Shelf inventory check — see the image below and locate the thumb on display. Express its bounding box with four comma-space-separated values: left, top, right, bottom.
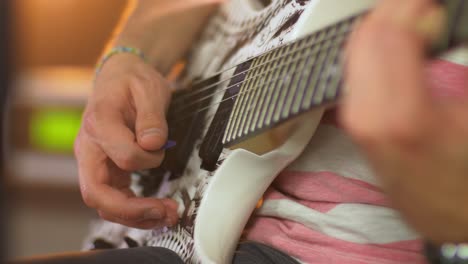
132, 77, 170, 151
137, 110, 168, 151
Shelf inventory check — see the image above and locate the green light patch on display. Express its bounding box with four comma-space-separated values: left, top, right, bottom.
29, 108, 82, 153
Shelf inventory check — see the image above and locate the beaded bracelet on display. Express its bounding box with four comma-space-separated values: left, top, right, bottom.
95, 46, 148, 76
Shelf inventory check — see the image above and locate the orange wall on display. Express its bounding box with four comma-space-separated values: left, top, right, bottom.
13, 0, 129, 69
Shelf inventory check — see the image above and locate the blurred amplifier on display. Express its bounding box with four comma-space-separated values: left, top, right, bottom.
7, 67, 93, 187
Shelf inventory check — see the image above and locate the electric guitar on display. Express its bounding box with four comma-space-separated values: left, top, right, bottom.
84, 0, 468, 263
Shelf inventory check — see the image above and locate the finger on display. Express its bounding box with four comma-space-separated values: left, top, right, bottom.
97, 198, 179, 229
130, 72, 172, 151
85, 107, 165, 171
372, 0, 444, 41
342, 3, 436, 142
90, 185, 176, 225
80, 147, 167, 223
76, 131, 177, 227
161, 199, 180, 226
98, 211, 169, 230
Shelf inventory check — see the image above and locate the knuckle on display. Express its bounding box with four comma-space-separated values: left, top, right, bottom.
116, 211, 137, 222
82, 110, 98, 137
138, 113, 167, 132
115, 207, 144, 222
114, 150, 139, 171
131, 74, 158, 90
80, 185, 96, 208
98, 211, 113, 222
139, 111, 161, 122
386, 119, 422, 146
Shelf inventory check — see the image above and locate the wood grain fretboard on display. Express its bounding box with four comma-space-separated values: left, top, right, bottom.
221, 15, 356, 146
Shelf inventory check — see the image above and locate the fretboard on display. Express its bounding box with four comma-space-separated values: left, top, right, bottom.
169, 0, 466, 173
220, 0, 468, 146
221, 15, 357, 146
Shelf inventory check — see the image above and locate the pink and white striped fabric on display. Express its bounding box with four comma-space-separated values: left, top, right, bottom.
244, 47, 468, 263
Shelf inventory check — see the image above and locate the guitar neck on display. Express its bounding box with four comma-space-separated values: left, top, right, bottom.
221, 15, 354, 146
166, 0, 467, 173
220, 0, 468, 146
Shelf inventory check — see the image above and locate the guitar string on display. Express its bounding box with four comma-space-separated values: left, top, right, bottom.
177, 0, 300, 91
172, 22, 354, 104
171, 37, 339, 115
174, 27, 347, 103
170, 28, 351, 118
168, 37, 345, 127
171, 34, 314, 103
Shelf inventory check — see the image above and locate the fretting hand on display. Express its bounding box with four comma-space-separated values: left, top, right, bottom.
342, 0, 468, 243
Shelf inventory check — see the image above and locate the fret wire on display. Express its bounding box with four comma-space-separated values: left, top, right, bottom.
223, 90, 238, 142
249, 49, 278, 132
223, 82, 246, 143
324, 21, 355, 101
313, 37, 344, 105
197, 19, 388, 144
237, 56, 264, 137
225, 58, 259, 142
327, 78, 342, 101
273, 40, 305, 123
301, 36, 334, 110
172, 27, 352, 116
172, 21, 355, 105
291, 31, 325, 114
175, 34, 309, 103
169, 36, 338, 128
282, 38, 311, 118
229, 49, 284, 141
310, 26, 341, 106
171, 33, 330, 116
263, 43, 296, 128
222, 60, 253, 140
255, 48, 285, 131
241, 52, 271, 135
326, 58, 343, 100
169, 20, 359, 127
188, 16, 362, 88
319, 21, 352, 103
172, 35, 315, 115
232, 58, 261, 140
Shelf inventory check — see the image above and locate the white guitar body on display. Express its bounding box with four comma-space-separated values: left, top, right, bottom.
192, 1, 374, 263
84, 0, 376, 263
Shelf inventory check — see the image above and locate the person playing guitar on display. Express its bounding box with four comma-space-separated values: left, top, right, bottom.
74, 0, 468, 263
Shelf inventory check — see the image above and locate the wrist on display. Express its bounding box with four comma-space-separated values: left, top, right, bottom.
95, 46, 148, 76
113, 38, 174, 75
113, 2, 220, 75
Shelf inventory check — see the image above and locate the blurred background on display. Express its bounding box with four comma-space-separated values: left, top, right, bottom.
6, 0, 129, 259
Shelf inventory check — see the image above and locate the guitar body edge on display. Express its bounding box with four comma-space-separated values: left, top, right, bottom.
194, 109, 324, 264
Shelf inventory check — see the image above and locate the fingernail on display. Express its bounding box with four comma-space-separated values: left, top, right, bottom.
144, 208, 162, 220
140, 128, 162, 139
162, 140, 177, 150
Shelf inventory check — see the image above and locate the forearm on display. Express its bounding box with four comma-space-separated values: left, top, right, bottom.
111, 0, 221, 74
